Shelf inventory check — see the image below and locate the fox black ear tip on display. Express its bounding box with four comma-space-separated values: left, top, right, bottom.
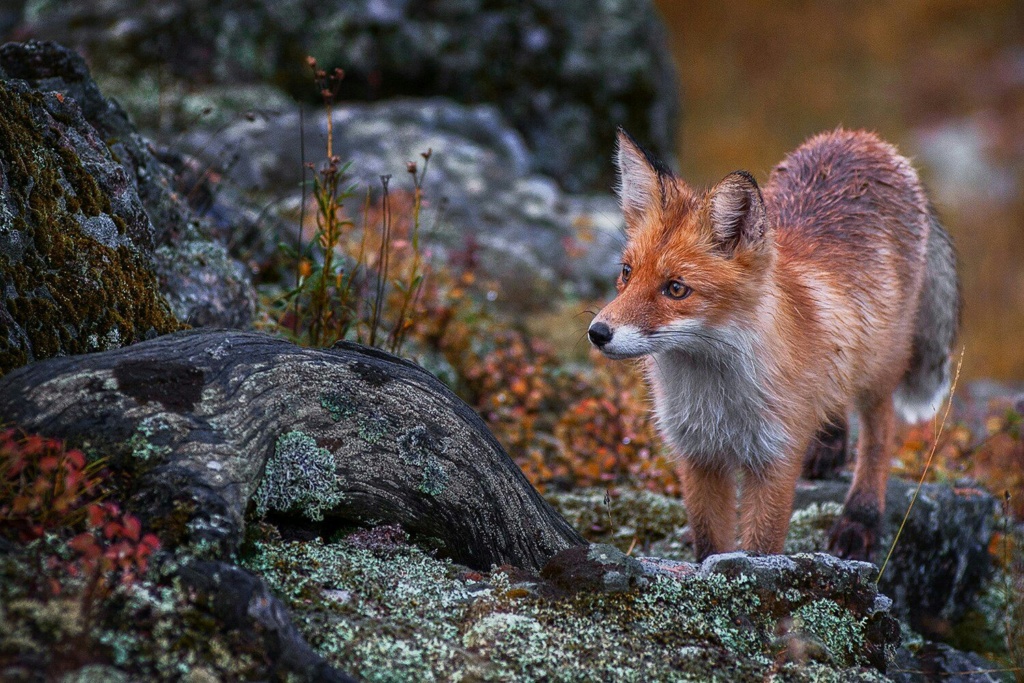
732, 170, 761, 189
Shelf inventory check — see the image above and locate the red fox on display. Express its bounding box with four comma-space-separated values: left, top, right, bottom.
589, 128, 960, 562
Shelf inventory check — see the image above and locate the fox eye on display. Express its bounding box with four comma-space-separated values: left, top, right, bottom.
665, 280, 692, 300
620, 264, 632, 284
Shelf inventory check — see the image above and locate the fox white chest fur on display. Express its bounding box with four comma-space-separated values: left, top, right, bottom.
646, 325, 789, 471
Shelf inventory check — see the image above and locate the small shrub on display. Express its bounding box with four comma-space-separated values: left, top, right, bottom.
0, 428, 159, 602
0, 429, 102, 543
272, 57, 432, 355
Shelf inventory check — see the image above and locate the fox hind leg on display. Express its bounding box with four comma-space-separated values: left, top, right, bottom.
801, 416, 849, 480
829, 393, 895, 561
677, 459, 738, 561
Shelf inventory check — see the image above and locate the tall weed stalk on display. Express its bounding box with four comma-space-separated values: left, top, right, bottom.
277, 58, 430, 355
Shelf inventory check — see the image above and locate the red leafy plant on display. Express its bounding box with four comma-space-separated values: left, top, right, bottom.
0, 429, 102, 542
0, 428, 160, 600
67, 502, 161, 611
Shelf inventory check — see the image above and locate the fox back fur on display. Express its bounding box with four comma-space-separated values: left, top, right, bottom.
588, 128, 959, 561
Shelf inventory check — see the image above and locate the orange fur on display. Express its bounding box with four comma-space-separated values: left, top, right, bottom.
590, 128, 959, 561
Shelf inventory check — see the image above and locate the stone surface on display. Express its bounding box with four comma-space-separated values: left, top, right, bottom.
179, 97, 627, 305
890, 641, 1007, 683
177, 560, 358, 683
238, 535, 900, 681
14, 0, 680, 192
540, 542, 648, 593
550, 480, 998, 646
0, 40, 256, 347
0, 45, 183, 373
794, 477, 997, 638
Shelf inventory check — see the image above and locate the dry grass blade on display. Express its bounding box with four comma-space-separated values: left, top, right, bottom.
876, 348, 965, 584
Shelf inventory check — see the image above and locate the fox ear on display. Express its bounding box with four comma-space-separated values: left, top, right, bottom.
616, 128, 671, 219
709, 171, 767, 256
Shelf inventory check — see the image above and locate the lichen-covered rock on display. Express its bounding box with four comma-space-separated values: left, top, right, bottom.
0, 537, 356, 682
0, 72, 182, 374
540, 543, 648, 593
547, 486, 690, 551
241, 533, 900, 681
0, 329, 585, 569
890, 641, 1007, 683
794, 478, 997, 638
0, 40, 256, 352
254, 430, 347, 520
178, 98, 627, 304
14, 0, 680, 193
551, 480, 997, 644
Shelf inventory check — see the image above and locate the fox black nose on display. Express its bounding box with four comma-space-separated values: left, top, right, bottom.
588, 322, 613, 347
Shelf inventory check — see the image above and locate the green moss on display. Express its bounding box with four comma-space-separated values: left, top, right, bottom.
0, 81, 183, 376
253, 430, 346, 521
547, 487, 689, 556
548, 492, 847, 562
784, 503, 843, 555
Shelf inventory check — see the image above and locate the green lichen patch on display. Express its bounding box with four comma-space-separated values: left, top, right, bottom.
0, 80, 183, 375
253, 430, 346, 521
357, 414, 389, 445
397, 425, 450, 497
549, 490, 848, 563
127, 415, 174, 462
785, 503, 844, 555
320, 390, 356, 422
240, 534, 894, 682
792, 599, 866, 666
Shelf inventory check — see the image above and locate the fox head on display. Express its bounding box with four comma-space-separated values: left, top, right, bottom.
589, 129, 775, 359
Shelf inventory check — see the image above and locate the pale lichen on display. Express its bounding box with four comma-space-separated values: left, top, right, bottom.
239, 533, 895, 682
793, 599, 866, 665
253, 430, 345, 521
397, 425, 449, 497
127, 414, 173, 461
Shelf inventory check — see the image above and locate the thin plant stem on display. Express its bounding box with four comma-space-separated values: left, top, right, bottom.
369, 176, 392, 348
295, 104, 306, 337
877, 348, 965, 584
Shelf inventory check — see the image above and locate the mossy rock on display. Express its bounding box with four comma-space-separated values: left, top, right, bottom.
0, 64, 183, 374
0, 40, 257, 362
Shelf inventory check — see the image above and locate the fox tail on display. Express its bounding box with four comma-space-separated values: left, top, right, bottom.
894, 205, 961, 423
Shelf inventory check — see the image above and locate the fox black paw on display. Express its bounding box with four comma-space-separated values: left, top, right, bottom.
827, 505, 880, 562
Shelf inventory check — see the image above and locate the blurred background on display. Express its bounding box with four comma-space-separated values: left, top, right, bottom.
657, 0, 1024, 381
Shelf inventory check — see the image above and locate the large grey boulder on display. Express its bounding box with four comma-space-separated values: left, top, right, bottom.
180, 98, 627, 305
